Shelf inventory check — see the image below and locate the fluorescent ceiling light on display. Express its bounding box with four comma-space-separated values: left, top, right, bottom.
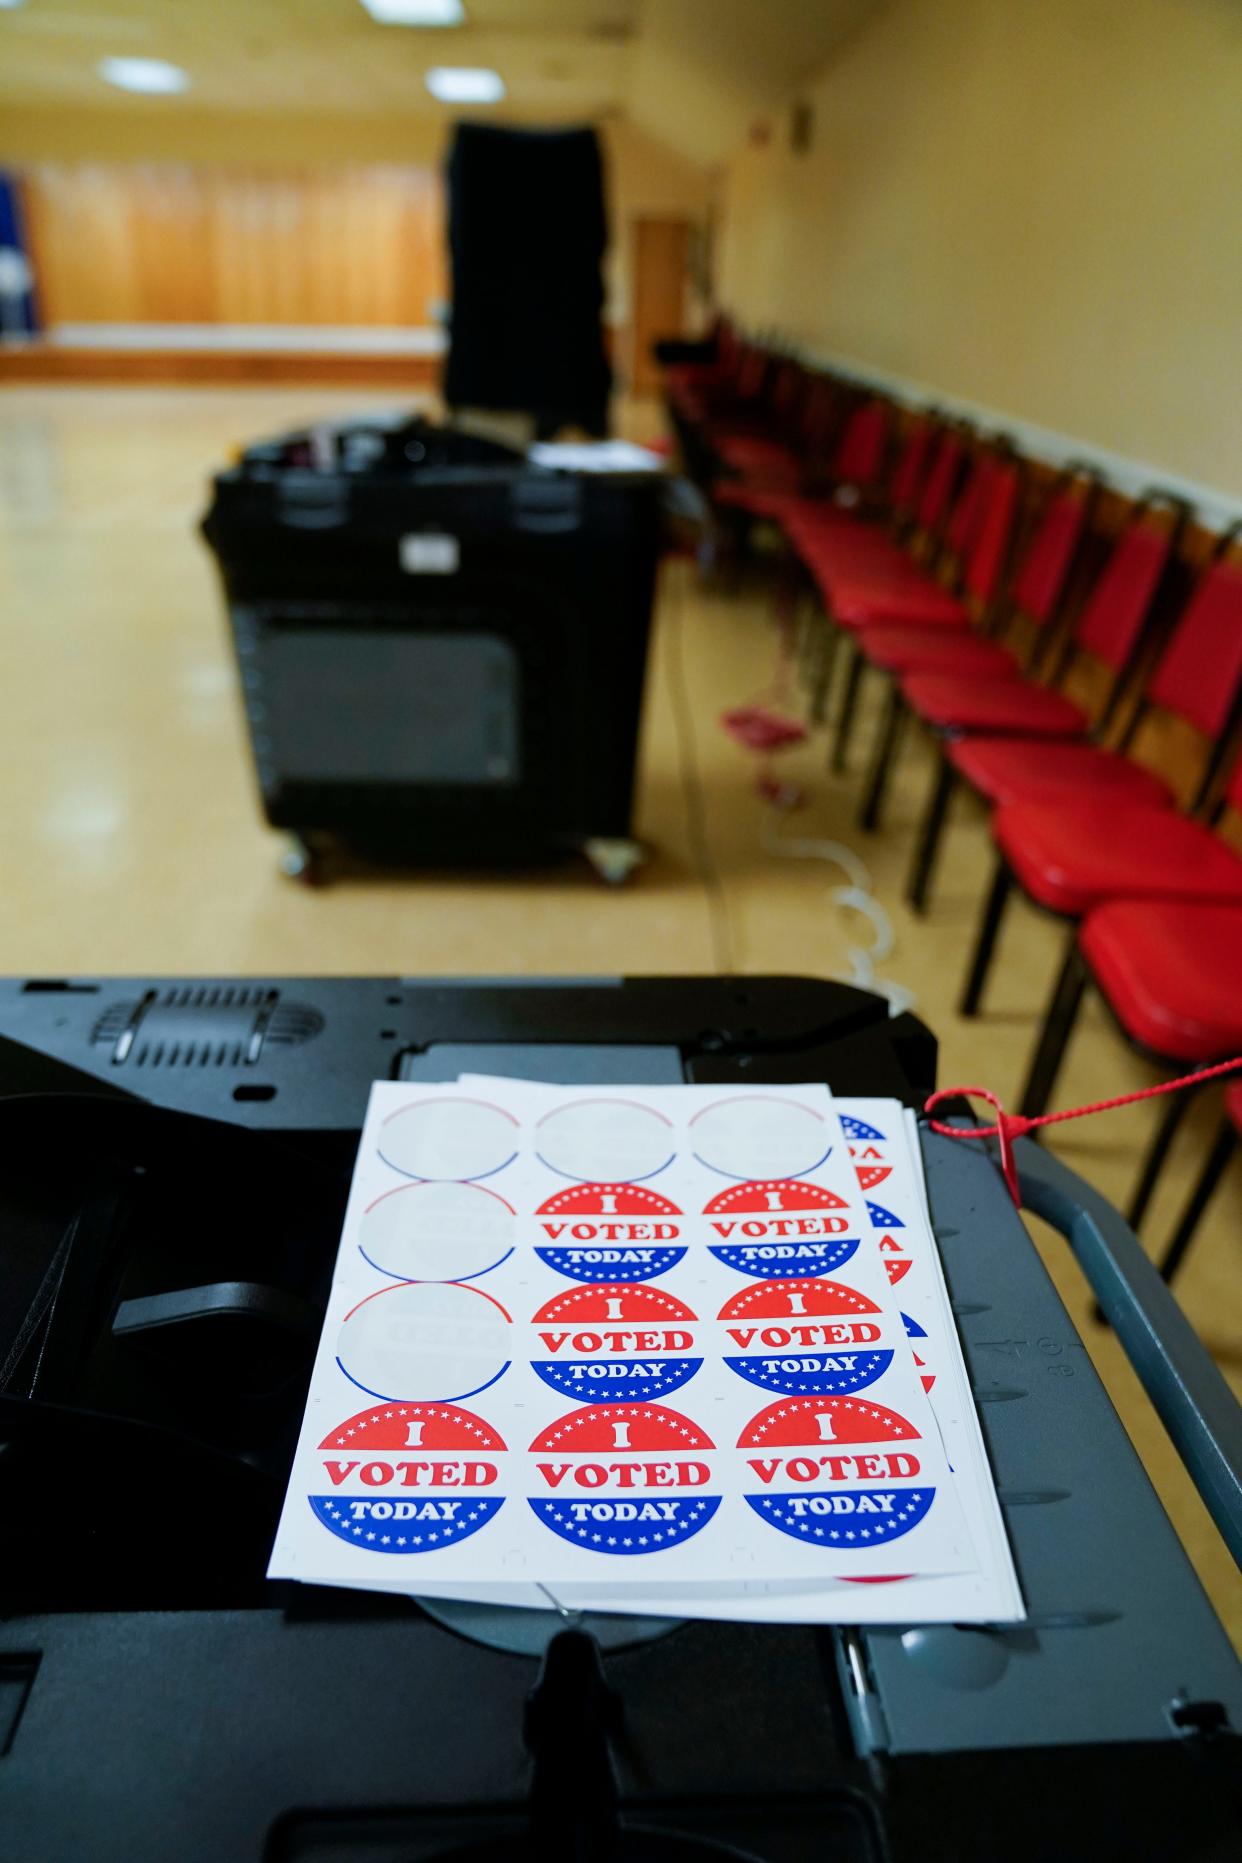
98, 57, 191, 95
360, 0, 466, 22
425, 66, 504, 103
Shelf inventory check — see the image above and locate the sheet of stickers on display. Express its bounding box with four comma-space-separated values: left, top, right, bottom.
268, 1082, 1024, 1624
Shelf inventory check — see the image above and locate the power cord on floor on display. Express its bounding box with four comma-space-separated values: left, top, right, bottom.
759, 806, 917, 1015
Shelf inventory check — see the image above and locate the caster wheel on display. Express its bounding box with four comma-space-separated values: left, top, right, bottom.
584, 837, 646, 887
280, 838, 326, 887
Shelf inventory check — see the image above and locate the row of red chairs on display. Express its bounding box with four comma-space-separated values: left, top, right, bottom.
664, 325, 1242, 1281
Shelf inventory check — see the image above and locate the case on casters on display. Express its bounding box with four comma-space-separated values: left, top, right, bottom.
202, 417, 664, 885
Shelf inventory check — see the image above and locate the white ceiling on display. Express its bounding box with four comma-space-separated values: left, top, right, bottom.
0, 0, 876, 160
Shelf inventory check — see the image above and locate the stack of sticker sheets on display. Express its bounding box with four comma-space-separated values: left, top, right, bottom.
269, 1083, 1024, 1623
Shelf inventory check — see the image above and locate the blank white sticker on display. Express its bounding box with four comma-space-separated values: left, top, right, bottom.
689, 1095, 831, 1180
535, 1097, 675, 1183
378, 1097, 519, 1181
336, 1280, 511, 1404
358, 1180, 515, 1284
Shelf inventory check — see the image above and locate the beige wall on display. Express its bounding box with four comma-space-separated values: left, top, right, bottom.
718, 0, 1242, 499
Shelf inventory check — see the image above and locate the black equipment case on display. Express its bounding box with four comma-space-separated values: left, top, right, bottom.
1, 973, 1240, 1862
201, 419, 663, 880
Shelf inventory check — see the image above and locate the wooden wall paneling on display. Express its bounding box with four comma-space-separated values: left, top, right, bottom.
19, 161, 448, 331
130, 166, 213, 322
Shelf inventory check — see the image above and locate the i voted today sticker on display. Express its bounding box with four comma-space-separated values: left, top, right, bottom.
717, 1276, 892, 1396
528, 1403, 720, 1554
534, 1182, 685, 1283
307, 1403, 505, 1554
739, 1394, 935, 1549
701, 1178, 858, 1279
529, 1281, 701, 1401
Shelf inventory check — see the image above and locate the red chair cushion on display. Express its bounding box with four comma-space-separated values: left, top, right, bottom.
827, 571, 970, 629
900, 673, 1087, 735
855, 624, 1017, 676
714, 435, 801, 476
946, 737, 1174, 811
1080, 900, 1242, 1061
994, 801, 1242, 916
783, 503, 891, 554
714, 479, 804, 514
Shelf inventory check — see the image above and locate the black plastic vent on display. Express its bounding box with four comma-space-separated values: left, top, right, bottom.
265, 1004, 325, 1046
91, 1001, 140, 1049
88, 988, 322, 1068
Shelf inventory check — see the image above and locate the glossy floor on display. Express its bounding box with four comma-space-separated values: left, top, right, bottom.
1, 384, 1238, 1646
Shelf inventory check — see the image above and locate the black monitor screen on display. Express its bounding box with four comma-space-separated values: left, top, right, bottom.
257, 629, 521, 786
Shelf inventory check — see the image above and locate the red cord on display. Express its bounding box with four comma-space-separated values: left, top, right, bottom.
924, 1055, 1242, 1206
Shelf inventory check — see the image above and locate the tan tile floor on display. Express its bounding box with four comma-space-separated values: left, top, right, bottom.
1, 384, 1238, 1645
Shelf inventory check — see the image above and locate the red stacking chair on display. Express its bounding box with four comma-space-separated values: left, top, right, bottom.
714, 380, 881, 520
833, 463, 1097, 780
764, 407, 949, 719
901, 493, 1188, 909
673, 335, 776, 437
1154, 1078, 1241, 1283
663, 316, 742, 408
791, 424, 988, 722
778, 403, 941, 558
1016, 896, 1242, 1239
709, 357, 814, 485
794, 436, 1000, 633
959, 536, 1242, 1031
859, 490, 1189, 849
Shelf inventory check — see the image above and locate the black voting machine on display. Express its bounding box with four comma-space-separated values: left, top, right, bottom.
202, 418, 662, 883
1, 974, 1240, 1862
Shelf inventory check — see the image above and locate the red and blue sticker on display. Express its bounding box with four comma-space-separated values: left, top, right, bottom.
528, 1403, 719, 1553
739, 1394, 934, 1548
717, 1276, 893, 1396
534, 1183, 685, 1283
530, 1282, 701, 1401
308, 1404, 505, 1554
701, 1178, 858, 1279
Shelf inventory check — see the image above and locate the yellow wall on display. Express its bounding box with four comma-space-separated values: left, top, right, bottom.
718, 0, 1242, 498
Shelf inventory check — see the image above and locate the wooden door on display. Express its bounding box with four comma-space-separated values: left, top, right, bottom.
629, 216, 691, 395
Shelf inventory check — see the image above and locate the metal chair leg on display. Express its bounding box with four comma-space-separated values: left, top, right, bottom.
905, 750, 958, 914
797, 599, 822, 680
1019, 938, 1088, 1119
809, 621, 840, 724
830, 642, 865, 773
1127, 1088, 1195, 1233
958, 859, 1015, 1018
1157, 1115, 1238, 1281
858, 687, 909, 832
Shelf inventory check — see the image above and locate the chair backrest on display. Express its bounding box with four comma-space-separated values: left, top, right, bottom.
961, 456, 1023, 608
831, 396, 889, 492
1072, 505, 1178, 672
1221, 742, 1242, 817
734, 342, 767, 400
887, 412, 936, 524
1146, 550, 1242, 741
943, 447, 997, 560
799, 374, 841, 458
913, 425, 968, 537
1010, 474, 1097, 629
768, 358, 805, 431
